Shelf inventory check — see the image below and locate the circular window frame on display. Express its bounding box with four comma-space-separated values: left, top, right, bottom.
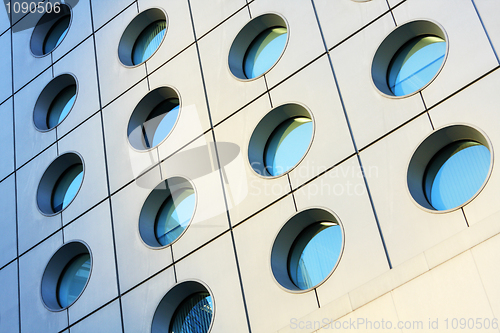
371, 19, 449, 99
138, 176, 197, 249
33, 73, 79, 132
40, 240, 93, 312
406, 123, 494, 213
118, 8, 168, 68
30, 3, 73, 58
151, 279, 215, 333
36, 152, 85, 216
127, 86, 182, 152
247, 102, 315, 179
270, 207, 345, 293
228, 12, 290, 81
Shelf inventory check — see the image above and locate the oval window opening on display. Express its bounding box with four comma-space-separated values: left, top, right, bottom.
424, 141, 490, 211
132, 20, 166, 65
388, 35, 446, 96
228, 14, 288, 80
169, 292, 213, 333
57, 253, 91, 308
243, 27, 287, 79
31, 4, 72, 56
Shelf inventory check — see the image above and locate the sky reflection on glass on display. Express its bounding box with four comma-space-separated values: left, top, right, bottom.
244, 27, 287, 79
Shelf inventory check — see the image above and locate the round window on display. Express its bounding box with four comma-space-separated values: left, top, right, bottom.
41, 242, 92, 311
151, 281, 214, 333
128, 87, 180, 150
408, 125, 492, 212
34, 74, 78, 131
372, 20, 447, 97
229, 14, 288, 80
118, 8, 167, 67
271, 208, 344, 291
139, 177, 196, 248
31, 4, 71, 56
248, 103, 313, 177
169, 292, 213, 333
37, 153, 84, 215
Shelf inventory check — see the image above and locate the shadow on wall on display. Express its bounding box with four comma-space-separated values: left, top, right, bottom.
5, 0, 80, 33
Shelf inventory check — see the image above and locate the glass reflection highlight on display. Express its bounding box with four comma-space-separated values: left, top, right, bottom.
170, 292, 213, 333
57, 253, 91, 308
132, 20, 166, 65
51, 164, 83, 213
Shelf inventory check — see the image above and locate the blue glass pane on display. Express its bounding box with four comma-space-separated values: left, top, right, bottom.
264, 117, 312, 176
388, 35, 446, 96
47, 85, 77, 129
289, 223, 342, 290
57, 254, 91, 308
244, 27, 287, 79
43, 15, 70, 54
425, 141, 490, 211
52, 164, 83, 213
170, 293, 213, 333
132, 20, 166, 65
143, 98, 179, 148
155, 188, 195, 246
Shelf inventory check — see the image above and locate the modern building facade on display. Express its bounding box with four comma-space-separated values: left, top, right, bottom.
1, 0, 500, 332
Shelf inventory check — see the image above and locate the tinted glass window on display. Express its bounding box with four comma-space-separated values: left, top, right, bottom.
170, 292, 213, 333
264, 117, 312, 176
52, 164, 83, 212
47, 84, 76, 129
132, 20, 166, 65
142, 98, 179, 148
57, 253, 91, 308
425, 141, 490, 210
43, 15, 70, 54
288, 222, 342, 290
155, 188, 195, 246
243, 27, 287, 79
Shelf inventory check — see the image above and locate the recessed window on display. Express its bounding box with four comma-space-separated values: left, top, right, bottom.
271, 208, 344, 291
51, 164, 83, 213
372, 20, 447, 97
118, 8, 167, 67
170, 292, 213, 333
288, 222, 342, 290
34, 74, 78, 131
264, 117, 313, 176
249, 103, 313, 177
132, 20, 166, 65
408, 125, 492, 212
128, 87, 180, 150
139, 177, 195, 248
229, 14, 288, 80
57, 253, 91, 308
155, 187, 195, 246
424, 141, 490, 211
41, 242, 92, 311
388, 35, 446, 96
151, 281, 214, 333
31, 4, 71, 56
243, 27, 287, 79
37, 153, 84, 215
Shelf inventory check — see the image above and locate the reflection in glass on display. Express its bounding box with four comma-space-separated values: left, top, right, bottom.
388, 35, 446, 96
424, 141, 490, 211
57, 253, 91, 308
132, 20, 166, 65
47, 85, 77, 129
142, 98, 179, 148
170, 292, 213, 333
243, 27, 287, 79
43, 14, 70, 54
155, 188, 195, 246
264, 117, 312, 176
52, 164, 83, 213
288, 222, 342, 290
